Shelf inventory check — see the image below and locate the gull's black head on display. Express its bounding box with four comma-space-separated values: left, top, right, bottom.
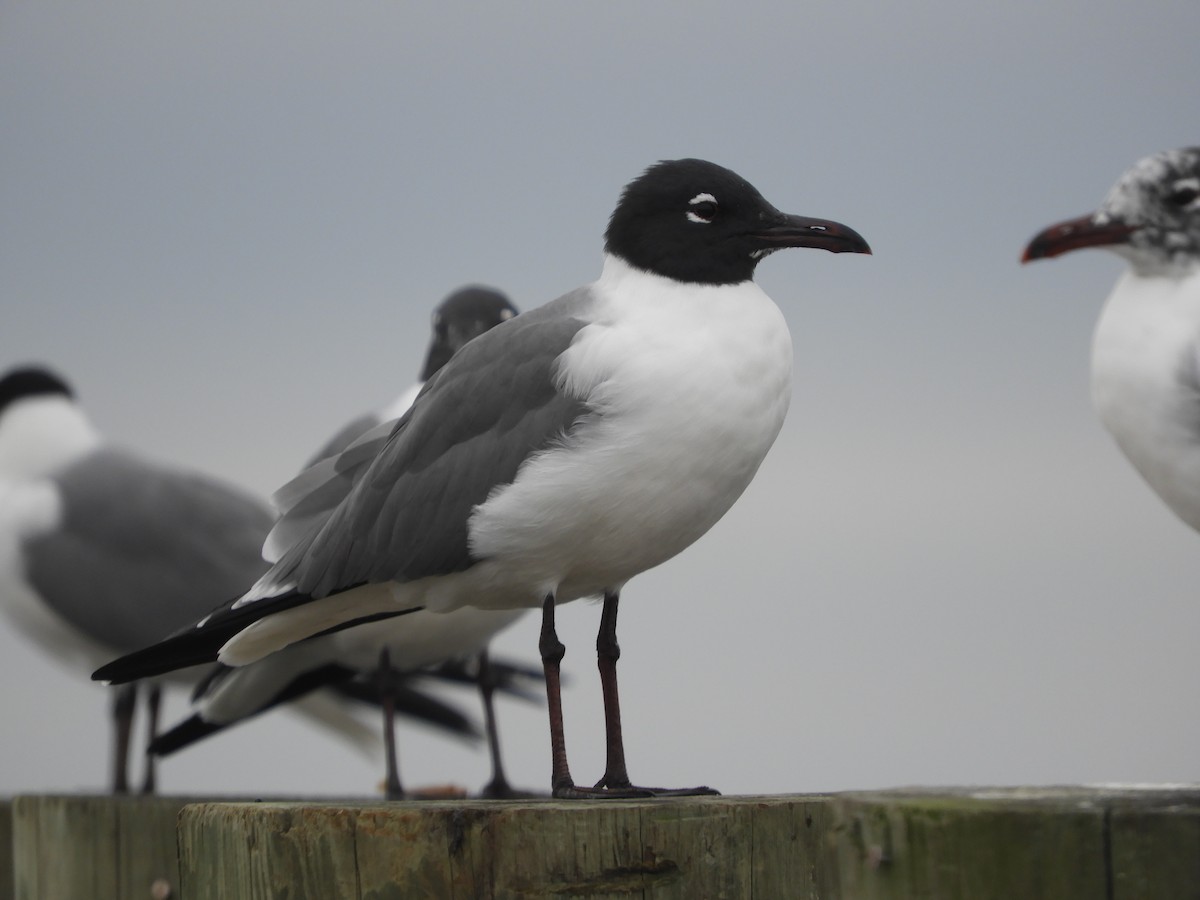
0, 366, 74, 419
421, 285, 519, 380
604, 158, 871, 286
1023, 147, 1200, 276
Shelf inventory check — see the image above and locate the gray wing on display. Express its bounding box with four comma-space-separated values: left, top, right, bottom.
271, 290, 594, 599
302, 412, 381, 469
24, 449, 274, 652
262, 414, 393, 563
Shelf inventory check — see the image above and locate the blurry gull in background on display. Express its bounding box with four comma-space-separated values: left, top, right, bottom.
0, 364, 501, 792
0, 365, 277, 792
295, 286, 521, 469
155, 286, 539, 798
95, 159, 871, 797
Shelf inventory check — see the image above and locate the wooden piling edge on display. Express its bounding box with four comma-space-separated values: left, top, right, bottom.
9, 787, 1200, 899
11, 794, 195, 900
177, 793, 833, 900
828, 785, 1200, 900
1, 800, 13, 900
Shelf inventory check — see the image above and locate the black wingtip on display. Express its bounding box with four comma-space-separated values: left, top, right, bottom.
93, 590, 325, 685
151, 663, 361, 756
149, 714, 222, 757
93, 629, 227, 684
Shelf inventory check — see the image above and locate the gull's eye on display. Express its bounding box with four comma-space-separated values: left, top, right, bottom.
687, 192, 718, 224
1166, 182, 1200, 208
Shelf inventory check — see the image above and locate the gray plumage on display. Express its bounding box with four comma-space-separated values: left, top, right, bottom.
303, 412, 380, 470
268, 293, 591, 598
263, 416, 399, 563
24, 448, 274, 652
265, 285, 520, 563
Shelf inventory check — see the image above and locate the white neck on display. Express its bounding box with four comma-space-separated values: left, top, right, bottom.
1110, 242, 1200, 280
0, 396, 101, 479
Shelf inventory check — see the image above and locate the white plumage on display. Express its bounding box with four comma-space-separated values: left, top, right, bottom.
1025, 146, 1200, 534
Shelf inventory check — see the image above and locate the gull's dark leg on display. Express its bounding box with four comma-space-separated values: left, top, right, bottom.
592, 590, 719, 798
476, 648, 518, 799
538, 593, 662, 799
139, 683, 162, 795
540, 592, 716, 799
594, 591, 632, 789
538, 594, 576, 795
111, 682, 137, 794
379, 648, 405, 800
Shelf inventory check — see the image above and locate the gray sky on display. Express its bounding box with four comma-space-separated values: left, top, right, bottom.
2, 1, 1198, 797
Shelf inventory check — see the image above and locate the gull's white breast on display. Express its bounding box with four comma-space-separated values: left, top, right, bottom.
455, 258, 794, 609
1091, 267, 1200, 530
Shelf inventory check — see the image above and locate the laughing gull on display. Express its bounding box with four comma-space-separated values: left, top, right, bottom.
0, 366, 275, 792
298, 286, 519, 468
96, 158, 871, 797
0, 365, 477, 792
1023, 147, 1200, 531
157, 286, 540, 798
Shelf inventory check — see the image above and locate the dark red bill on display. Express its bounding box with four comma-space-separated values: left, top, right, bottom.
1022, 213, 1135, 262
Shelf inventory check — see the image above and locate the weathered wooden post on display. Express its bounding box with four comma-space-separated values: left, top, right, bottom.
827, 786, 1200, 900
12, 794, 192, 900
177, 795, 835, 899
9, 788, 1200, 899
1, 799, 13, 900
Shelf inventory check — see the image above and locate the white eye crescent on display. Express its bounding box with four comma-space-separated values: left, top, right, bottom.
687, 192, 718, 224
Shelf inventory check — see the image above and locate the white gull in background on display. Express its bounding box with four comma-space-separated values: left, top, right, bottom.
1024, 147, 1200, 532
96, 158, 871, 797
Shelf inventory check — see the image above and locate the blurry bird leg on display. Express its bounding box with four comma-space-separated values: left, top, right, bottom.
476, 648, 515, 798
379, 648, 405, 800
111, 682, 137, 794
139, 683, 161, 794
